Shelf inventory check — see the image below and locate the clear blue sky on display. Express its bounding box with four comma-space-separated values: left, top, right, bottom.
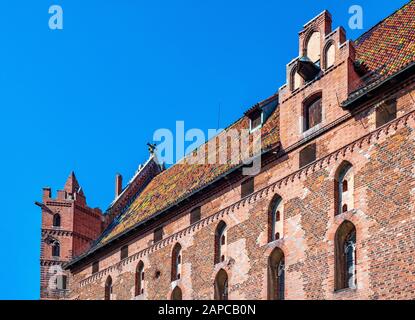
0, 0, 407, 300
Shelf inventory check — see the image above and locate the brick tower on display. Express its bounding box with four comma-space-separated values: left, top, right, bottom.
37, 172, 105, 299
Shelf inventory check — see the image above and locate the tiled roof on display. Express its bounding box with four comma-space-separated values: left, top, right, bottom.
352, 0, 415, 94
86, 0, 415, 252
97, 95, 280, 245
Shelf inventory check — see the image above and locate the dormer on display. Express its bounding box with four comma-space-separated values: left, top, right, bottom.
285, 11, 348, 94
278, 10, 362, 148
244, 95, 278, 134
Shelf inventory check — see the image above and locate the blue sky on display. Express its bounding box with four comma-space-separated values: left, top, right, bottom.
0, 0, 407, 300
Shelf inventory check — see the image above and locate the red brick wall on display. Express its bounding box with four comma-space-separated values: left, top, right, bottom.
40, 179, 104, 299
65, 13, 415, 300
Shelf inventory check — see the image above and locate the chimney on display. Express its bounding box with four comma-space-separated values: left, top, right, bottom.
115, 174, 123, 198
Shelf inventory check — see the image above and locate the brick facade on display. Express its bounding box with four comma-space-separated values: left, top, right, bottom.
39, 172, 105, 299
40, 2, 415, 300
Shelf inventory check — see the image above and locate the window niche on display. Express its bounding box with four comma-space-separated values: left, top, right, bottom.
154, 226, 164, 243
335, 221, 357, 291
104, 276, 113, 300
268, 196, 283, 242
241, 177, 254, 198
214, 269, 229, 300
376, 98, 397, 128
214, 221, 227, 264
171, 243, 182, 282
120, 245, 128, 260
324, 42, 336, 69
53, 213, 61, 227
303, 94, 322, 131
299, 143, 317, 168
135, 261, 144, 296
268, 247, 285, 300
334, 162, 354, 216
190, 207, 201, 225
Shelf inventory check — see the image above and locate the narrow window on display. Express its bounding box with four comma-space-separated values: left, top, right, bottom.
268, 247, 285, 300
53, 214, 61, 227
304, 95, 322, 131
171, 286, 183, 300
299, 143, 316, 168
214, 269, 229, 300
171, 243, 182, 282
214, 221, 227, 264
324, 43, 335, 69
376, 98, 397, 128
105, 276, 113, 300
120, 245, 128, 260
334, 162, 354, 216
51, 241, 60, 257
241, 177, 254, 198
56, 275, 67, 290
154, 227, 164, 243
92, 261, 99, 274
335, 221, 357, 291
291, 67, 302, 91
190, 207, 201, 225
306, 31, 321, 64
135, 261, 144, 296
269, 196, 283, 242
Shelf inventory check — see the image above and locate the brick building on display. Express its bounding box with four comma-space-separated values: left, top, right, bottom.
39, 1, 415, 300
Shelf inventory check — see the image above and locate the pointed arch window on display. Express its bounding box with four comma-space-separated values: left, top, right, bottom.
269, 196, 283, 242
171, 243, 182, 281
334, 162, 354, 215
171, 286, 182, 300
51, 241, 60, 257
305, 31, 321, 64
214, 269, 229, 300
290, 67, 302, 91
324, 42, 335, 69
268, 247, 285, 300
214, 221, 227, 264
135, 261, 144, 296
105, 276, 113, 300
335, 221, 357, 291
53, 213, 61, 227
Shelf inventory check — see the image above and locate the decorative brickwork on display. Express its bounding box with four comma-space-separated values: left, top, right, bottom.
40, 1, 415, 300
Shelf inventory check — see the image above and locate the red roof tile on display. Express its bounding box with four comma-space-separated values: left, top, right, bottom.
95, 0, 415, 247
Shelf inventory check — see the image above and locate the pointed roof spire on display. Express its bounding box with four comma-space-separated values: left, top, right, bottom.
64, 171, 80, 194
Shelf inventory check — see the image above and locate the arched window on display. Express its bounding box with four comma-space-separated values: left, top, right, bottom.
171, 286, 182, 300
305, 31, 321, 64
135, 261, 144, 296
268, 247, 285, 300
290, 67, 302, 91
334, 162, 354, 216
51, 241, 60, 257
171, 243, 182, 281
324, 42, 335, 69
268, 196, 283, 242
335, 221, 357, 291
214, 269, 229, 300
53, 214, 61, 227
303, 93, 322, 131
214, 221, 227, 264
105, 276, 113, 300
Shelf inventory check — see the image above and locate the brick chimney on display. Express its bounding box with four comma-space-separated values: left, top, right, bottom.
115, 174, 123, 198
